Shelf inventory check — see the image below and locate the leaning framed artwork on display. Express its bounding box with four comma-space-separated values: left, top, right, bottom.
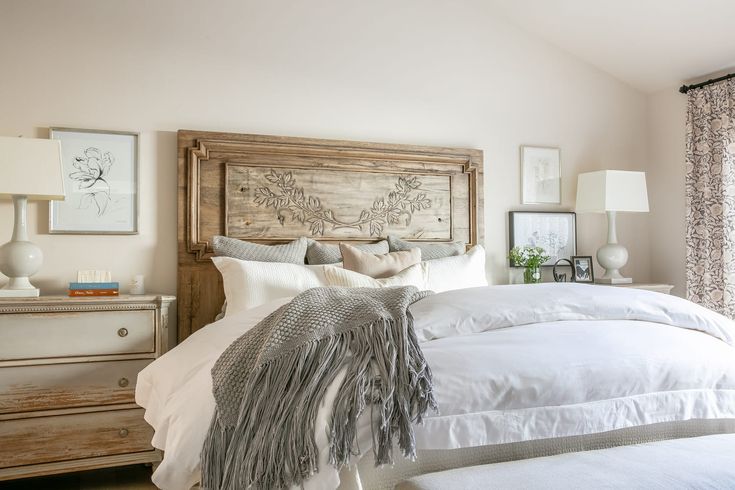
508, 211, 576, 266
520, 145, 561, 204
49, 128, 139, 234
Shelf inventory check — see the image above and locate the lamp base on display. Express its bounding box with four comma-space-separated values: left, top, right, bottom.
596, 241, 632, 285
0, 286, 40, 298
595, 277, 633, 285
0, 195, 44, 299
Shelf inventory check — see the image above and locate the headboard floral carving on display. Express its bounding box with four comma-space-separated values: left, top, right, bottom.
252, 171, 432, 237
178, 130, 483, 340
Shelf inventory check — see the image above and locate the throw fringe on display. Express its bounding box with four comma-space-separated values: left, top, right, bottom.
201, 316, 436, 490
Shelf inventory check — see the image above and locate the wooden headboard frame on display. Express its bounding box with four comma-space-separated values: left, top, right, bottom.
177, 130, 483, 341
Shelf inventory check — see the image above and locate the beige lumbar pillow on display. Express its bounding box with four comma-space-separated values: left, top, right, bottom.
339, 242, 421, 278
324, 263, 427, 289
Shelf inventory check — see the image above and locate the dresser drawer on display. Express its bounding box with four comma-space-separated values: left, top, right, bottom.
0, 408, 153, 468
0, 359, 150, 414
0, 310, 155, 361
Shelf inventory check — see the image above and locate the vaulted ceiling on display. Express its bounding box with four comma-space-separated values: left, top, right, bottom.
489, 0, 735, 93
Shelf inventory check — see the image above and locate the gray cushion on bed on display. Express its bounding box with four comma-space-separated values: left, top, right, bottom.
212, 236, 308, 264
387, 235, 465, 261
305, 239, 389, 264
396, 434, 735, 490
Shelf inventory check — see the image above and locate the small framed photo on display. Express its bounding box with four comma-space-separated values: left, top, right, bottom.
509, 211, 576, 266
572, 256, 594, 283
521, 146, 561, 204
49, 128, 139, 234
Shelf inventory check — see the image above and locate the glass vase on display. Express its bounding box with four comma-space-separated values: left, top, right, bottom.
523, 266, 541, 284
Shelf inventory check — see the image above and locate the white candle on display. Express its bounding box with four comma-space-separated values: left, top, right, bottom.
130, 274, 145, 295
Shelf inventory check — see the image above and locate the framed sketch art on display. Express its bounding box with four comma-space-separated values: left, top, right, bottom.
49, 128, 138, 234
509, 211, 576, 266
521, 145, 561, 204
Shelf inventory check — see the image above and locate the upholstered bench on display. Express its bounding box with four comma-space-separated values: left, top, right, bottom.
396, 434, 735, 489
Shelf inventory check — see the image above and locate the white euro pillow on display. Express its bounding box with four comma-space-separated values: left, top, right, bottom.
211, 256, 328, 316
424, 245, 487, 292
324, 263, 427, 289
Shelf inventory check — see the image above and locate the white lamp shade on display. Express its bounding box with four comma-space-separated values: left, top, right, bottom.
575, 170, 649, 213
0, 136, 65, 200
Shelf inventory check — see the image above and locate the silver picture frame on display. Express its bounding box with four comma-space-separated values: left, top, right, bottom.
508, 211, 577, 266
520, 145, 561, 205
49, 127, 139, 235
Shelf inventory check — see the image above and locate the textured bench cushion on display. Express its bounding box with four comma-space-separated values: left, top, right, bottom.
396, 434, 735, 490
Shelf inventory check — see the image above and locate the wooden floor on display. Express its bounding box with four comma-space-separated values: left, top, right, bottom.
0, 465, 156, 490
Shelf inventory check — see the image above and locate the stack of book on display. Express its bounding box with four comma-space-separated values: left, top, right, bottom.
68, 282, 120, 297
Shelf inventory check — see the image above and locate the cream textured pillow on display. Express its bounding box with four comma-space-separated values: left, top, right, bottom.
211, 256, 328, 316
339, 243, 421, 279
324, 263, 427, 289
424, 245, 487, 292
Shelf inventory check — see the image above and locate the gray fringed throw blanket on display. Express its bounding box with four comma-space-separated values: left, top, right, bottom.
201, 286, 436, 490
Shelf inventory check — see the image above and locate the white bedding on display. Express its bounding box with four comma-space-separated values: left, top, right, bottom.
135, 284, 735, 490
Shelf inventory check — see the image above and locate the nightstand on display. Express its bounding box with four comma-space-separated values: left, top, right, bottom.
605, 283, 674, 294
0, 294, 174, 481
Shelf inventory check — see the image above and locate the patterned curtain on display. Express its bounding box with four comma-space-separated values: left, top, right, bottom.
686, 79, 735, 317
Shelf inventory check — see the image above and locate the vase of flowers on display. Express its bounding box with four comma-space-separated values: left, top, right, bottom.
509, 246, 550, 284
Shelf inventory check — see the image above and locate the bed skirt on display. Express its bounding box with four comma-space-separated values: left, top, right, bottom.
336, 418, 735, 490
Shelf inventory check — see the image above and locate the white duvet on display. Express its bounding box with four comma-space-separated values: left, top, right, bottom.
135, 284, 735, 490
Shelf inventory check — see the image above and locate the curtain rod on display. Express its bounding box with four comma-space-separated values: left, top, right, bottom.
679, 72, 735, 94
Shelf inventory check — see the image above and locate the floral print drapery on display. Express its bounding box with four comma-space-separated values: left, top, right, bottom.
686, 79, 735, 317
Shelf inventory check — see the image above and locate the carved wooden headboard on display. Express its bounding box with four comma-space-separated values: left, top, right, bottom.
177, 130, 483, 341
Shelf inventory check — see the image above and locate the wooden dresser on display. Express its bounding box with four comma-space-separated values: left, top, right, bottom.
0, 294, 175, 481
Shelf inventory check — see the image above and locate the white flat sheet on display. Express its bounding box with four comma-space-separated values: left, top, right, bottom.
136, 284, 735, 490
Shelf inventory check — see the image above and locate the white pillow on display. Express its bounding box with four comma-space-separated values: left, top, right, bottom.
424, 245, 487, 292
211, 256, 328, 316
324, 263, 427, 289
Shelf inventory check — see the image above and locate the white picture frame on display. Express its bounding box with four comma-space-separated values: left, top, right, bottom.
49, 128, 139, 234
521, 145, 561, 204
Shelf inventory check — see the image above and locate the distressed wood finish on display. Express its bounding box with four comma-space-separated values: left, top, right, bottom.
0, 310, 154, 361
0, 295, 174, 482
0, 359, 149, 414
0, 408, 153, 468
226, 166, 452, 240
0, 451, 160, 482
178, 130, 483, 340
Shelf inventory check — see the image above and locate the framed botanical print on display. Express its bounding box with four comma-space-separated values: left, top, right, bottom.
508, 211, 576, 266
521, 145, 561, 204
49, 128, 138, 234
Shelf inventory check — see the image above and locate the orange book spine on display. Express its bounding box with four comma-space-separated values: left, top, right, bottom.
68, 289, 120, 297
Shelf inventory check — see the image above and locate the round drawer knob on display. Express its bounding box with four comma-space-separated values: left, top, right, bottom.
119, 428, 129, 438
117, 328, 128, 338
118, 377, 129, 388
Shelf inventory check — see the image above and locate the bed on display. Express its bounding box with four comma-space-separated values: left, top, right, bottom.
138, 130, 735, 490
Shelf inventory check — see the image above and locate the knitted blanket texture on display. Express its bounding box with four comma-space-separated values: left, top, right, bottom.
200, 286, 436, 490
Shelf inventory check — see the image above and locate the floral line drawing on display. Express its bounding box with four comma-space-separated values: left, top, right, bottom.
69, 147, 113, 216
252, 170, 432, 236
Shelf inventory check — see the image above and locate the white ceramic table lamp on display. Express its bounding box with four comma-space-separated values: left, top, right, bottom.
575, 170, 649, 284
0, 136, 65, 297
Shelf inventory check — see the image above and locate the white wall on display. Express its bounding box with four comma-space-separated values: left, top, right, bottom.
647, 89, 687, 296
0, 0, 651, 298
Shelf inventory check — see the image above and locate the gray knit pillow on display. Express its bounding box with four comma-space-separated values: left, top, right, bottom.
387, 234, 465, 261
212, 236, 308, 264
305, 240, 389, 265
